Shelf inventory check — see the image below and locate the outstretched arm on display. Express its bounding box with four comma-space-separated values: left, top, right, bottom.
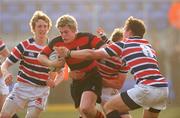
38, 53, 65, 69
54, 47, 110, 60
1, 59, 13, 85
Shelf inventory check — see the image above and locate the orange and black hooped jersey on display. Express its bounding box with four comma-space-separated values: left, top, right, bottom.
7, 38, 50, 86
41, 32, 105, 73
104, 37, 168, 87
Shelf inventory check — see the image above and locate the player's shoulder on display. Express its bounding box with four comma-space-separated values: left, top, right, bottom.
49, 36, 63, 44
77, 32, 95, 38
20, 38, 34, 46
77, 32, 97, 42
109, 41, 125, 49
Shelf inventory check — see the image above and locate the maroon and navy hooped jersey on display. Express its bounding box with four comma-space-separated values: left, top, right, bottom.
104, 37, 168, 87
7, 38, 50, 86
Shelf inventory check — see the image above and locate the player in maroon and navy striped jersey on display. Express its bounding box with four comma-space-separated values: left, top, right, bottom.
96, 27, 128, 90
38, 15, 105, 118
0, 39, 20, 118
0, 11, 63, 118
96, 28, 132, 118
55, 16, 169, 118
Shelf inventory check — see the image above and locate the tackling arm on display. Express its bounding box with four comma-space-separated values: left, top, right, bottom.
37, 54, 52, 67
55, 47, 110, 60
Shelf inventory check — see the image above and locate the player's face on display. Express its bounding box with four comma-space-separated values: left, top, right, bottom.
34, 19, 49, 39
58, 26, 76, 43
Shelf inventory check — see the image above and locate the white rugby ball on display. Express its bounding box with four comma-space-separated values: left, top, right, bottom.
49, 51, 58, 61
49, 51, 62, 72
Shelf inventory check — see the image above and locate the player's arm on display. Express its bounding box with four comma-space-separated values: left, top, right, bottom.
54, 70, 64, 86
38, 52, 65, 69
97, 27, 110, 43
1, 59, 13, 85
38, 54, 52, 67
46, 70, 64, 88
55, 47, 110, 60
0, 47, 10, 59
71, 49, 109, 59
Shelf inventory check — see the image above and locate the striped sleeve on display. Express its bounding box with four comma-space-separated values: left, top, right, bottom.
105, 42, 124, 57
8, 42, 25, 63
119, 65, 129, 73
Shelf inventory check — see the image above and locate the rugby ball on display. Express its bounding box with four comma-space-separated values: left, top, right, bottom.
49, 51, 63, 72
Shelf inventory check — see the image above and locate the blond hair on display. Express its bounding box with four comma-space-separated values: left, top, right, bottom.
55, 14, 78, 32
29, 10, 52, 33
110, 28, 123, 42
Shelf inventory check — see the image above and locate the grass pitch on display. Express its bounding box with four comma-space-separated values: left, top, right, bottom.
18, 104, 180, 118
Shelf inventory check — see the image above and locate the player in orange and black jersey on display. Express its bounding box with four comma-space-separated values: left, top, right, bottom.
38, 14, 105, 118
56, 16, 169, 118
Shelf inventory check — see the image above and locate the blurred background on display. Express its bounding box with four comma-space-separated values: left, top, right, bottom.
0, 0, 180, 117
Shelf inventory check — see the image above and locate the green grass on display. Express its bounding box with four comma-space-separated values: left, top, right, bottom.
18, 104, 180, 118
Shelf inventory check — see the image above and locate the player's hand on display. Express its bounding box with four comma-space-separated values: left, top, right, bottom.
3, 72, 13, 85
54, 47, 70, 58
96, 27, 105, 36
46, 79, 55, 88
49, 57, 65, 68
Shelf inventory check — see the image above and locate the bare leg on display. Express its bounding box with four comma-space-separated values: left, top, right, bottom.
0, 95, 6, 111
79, 91, 104, 118
25, 107, 42, 118
143, 109, 160, 118
0, 99, 20, 118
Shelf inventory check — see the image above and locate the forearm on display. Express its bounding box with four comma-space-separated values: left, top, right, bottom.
70, 49, 95, 60
70, 49, 109, 60
52, 70, 64, 86
55, 47, 109, 60
38, 54, 51, 67
54, 72, 64, 86
1, 60, 11, 75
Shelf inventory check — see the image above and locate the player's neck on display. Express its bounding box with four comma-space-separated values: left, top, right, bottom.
34, 36, 48, 46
